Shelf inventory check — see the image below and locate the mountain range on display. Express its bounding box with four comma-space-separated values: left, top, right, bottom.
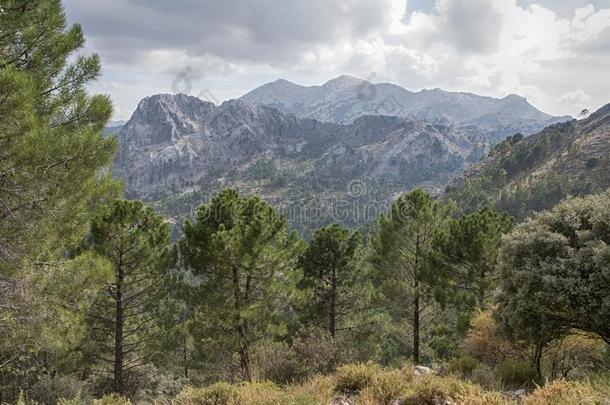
111, 76, 584, 233
241, 75, 570, 141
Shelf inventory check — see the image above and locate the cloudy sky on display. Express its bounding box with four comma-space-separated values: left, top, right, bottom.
63, 0, 610, 121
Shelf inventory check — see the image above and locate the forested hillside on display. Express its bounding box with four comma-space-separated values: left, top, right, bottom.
446, 104, 610, 220
0, 1, 608, 405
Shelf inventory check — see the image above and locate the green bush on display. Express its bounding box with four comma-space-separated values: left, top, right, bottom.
252, 340, 299, 384
495, 359, 539, 389
469, 364, 497, 389
448, 355, 479, 377
30, 374, 90, 405
291, 327, 338, 378
173, 383, 238, 405
252, 328, 338, 384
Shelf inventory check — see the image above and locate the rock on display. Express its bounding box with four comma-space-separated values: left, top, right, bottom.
414, 365, 434, 375
331, 395, 355, 405
503, 388, 527, 400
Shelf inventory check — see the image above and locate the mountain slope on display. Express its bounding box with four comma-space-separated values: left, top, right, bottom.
241, 75, 570, 142
446, 103, 610, 218
113, 94, 487, 233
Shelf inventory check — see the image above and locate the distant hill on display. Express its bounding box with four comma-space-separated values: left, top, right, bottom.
241, 75, 570, 142
446, 103, 610, 219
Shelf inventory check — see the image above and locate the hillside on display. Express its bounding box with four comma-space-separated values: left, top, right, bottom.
446, 103, 610, 219
113, 94, 488, 233
241, 75, 570, 142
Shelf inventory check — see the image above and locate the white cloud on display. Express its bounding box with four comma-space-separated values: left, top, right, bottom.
559, 89, 593, 104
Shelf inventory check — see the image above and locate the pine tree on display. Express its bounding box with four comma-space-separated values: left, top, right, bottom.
298, 224, 362, 338
0, 1, 116, 395
370, 189, 451, 364
435, 207, 511, 309
177, 189, 302, 382
87, 200, 170, 394
0, 0, 116, 273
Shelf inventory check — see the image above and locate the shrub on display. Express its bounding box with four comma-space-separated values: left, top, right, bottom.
495, 359, 539, 389
290, 375, 335, 404
252, 340, 299, 384
368, 368, 413, 404
291, 327, 338, 378
93, 394, 132, 405
407, 374, 481, 404
522, 378, 610, 404
58, 399, 84, 405
544, 335, 608, 379
234, 382, 290, 405
469, 364, 497, 389
173, 383, 238, 405
464, 309, 527, 365
252, 328, 338, 384
30, 374, 90, 405
448, 355, 479, 377
335, 363, 380, 393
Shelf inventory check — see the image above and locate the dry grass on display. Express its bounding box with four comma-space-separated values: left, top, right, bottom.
523, 378, 610, 405
169, 366, 610, 405
92, 394, 133, 405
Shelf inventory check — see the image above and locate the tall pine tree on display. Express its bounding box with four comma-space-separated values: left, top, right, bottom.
178, 190, 302, 382
298, 224, 362, 338
88, 200, 170, 394
371, 189, 451, 364
435, 207, 511, 309
0, 1, 116, 396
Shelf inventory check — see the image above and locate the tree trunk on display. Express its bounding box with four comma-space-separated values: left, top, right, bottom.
182, 334, 189, 379
329, 265, 337, 338
478, 267, 486, 309
232, 266, 252, 382
114, 265, 124, 394
534, 342, 544, 379
238, 340, 252, 382
413, 294, 420, 364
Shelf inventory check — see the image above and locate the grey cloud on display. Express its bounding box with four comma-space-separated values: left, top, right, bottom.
65, 0, 391, 68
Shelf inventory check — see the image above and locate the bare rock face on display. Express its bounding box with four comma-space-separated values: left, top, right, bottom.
241, 75, 571, 142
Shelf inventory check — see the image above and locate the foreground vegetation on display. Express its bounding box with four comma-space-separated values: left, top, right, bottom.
26, 364, 610, 404
1, 1, 608, 404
